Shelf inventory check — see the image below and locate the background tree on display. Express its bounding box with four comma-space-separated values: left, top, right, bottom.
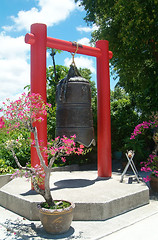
110, 86, 150, 165
110, 86, 139, 152
76, 0, 158, 115
0, 122, 30, 168
46, 64, 69, 140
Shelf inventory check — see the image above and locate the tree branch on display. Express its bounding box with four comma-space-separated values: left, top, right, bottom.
11, 146, 46, 199
33, 127, 48, 172
48, 156, 55, 168
11, 149, 25, 170
31, 177, 45, 197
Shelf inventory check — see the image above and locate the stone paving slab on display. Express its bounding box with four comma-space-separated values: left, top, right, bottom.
0, 171, 149, 220
0, 171, 149, 221
0, 199, 158, 240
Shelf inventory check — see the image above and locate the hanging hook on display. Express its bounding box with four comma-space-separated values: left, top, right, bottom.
71, 42, 79, 66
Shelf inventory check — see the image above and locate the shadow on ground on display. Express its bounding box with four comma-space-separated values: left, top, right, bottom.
2, 218, 85, 239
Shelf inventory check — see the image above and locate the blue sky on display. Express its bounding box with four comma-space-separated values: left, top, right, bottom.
0, 0, 116, 105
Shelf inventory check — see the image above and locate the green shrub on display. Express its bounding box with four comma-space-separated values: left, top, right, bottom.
0, 159, 15, 175
0, 127, 30, 168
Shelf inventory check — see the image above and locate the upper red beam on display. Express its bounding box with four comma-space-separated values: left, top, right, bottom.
25, 33, 113, 59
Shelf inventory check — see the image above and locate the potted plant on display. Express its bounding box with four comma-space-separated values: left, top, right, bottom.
0, 92, 84, 234
130, 113, 158, 192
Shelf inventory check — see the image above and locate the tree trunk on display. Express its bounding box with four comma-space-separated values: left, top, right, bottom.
44, 168, 55, 206
32, 126, 55, 207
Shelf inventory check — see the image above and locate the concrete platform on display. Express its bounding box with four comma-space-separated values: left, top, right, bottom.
0, 171, 149, 221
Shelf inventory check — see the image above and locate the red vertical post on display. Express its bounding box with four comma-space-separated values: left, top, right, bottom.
96, 40, 112, 177
30, 23, 48, 187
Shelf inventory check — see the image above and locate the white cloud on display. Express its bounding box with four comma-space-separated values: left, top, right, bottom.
0, 33, 29, 59
0, 0, 78, 106
77, 37, 91, 46
0, 33, 30, 106
64, 56, 96, 74
76, 24, 99, 33
3, 0, 76, 32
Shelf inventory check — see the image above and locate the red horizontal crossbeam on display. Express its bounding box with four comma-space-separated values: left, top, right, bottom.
25, 33, 113, 59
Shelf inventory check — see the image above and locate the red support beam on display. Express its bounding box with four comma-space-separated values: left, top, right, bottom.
30, 23, 48, 189
96, 40, 112, 177
25, 23, 112, 179
25, 32, 113, 59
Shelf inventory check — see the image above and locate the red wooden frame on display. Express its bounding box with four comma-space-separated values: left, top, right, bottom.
25, 23, 112, 178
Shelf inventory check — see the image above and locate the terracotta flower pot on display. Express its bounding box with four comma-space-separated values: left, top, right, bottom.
150, 176, 158, 193
38, 200, 75, 234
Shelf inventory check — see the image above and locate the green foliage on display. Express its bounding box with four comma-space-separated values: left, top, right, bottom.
0, 159, 15, 175
110, 86, 152, 165
0, 126, 30, 168
47, 65, 69, 103
46, 65, 69, 140
125, 113, 157, 166
111, 86, 140, 152
76, 0, 158, 115
123, 137, 150, 167
41, 200, 70, 209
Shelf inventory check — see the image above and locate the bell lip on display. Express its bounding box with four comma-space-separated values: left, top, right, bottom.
77, 139, 96, 148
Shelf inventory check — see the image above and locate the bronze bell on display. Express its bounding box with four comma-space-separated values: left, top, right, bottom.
56, 64, 95, 147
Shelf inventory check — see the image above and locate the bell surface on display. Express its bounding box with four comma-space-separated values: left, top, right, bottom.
56, 65, 95, 147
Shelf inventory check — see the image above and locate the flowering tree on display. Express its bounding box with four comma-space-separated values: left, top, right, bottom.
0, 117, 5, 129
0, 93, 84, 206
130, 113, 158, 182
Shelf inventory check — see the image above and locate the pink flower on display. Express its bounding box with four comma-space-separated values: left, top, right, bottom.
77, 148, 84, 154
61, 157, 66, 163
130, 135, 135, 140
141, 167, 152, 172
55, 137, 60, 141
80, 145, 84, 149
0, 116, 5, 129
143, 176, 151, 182
46, 103, 52, 107
31, 140, 35, 146
70, 134, 76, 139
